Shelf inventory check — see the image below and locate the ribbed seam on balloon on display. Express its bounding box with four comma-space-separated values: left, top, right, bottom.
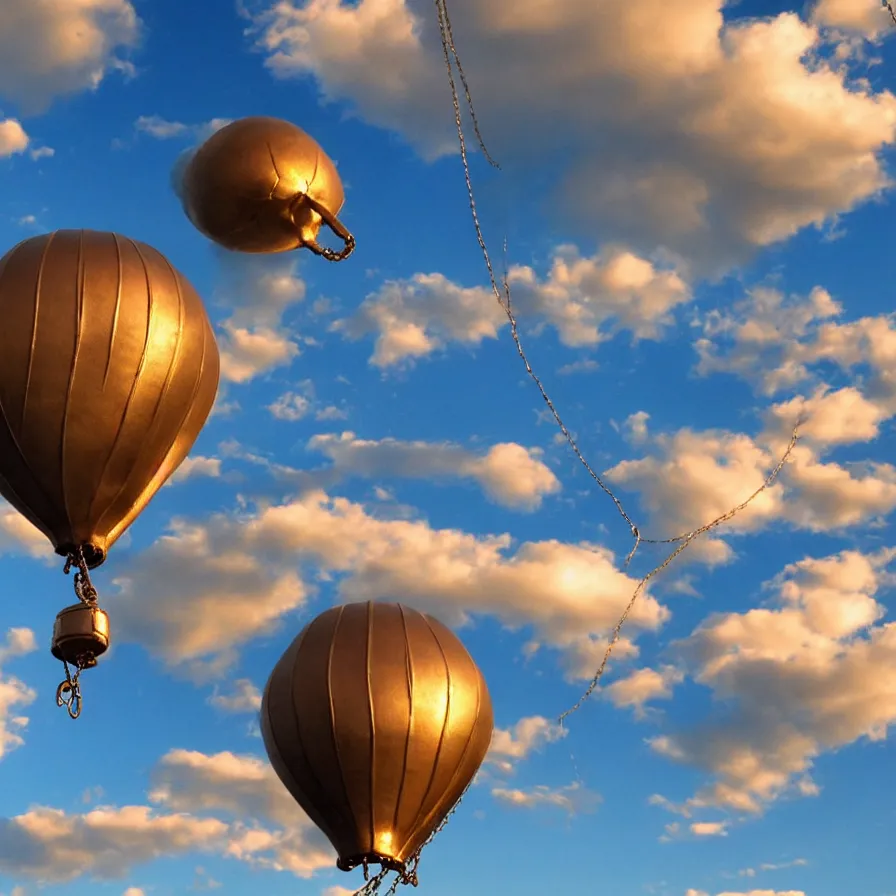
85, 234, 153, 528
58, 231, 87, 534
0, 232, 59, 528
91, 239, 182, 534
291, 621, 355, 844
390, 605, 414, 849
277, 627, 346, 846
326, 605, 359, 841
365, 601, 377, 855
101, 236, 123, 391
107, 257, 217, 545
397, 614, 452, 856
97, 250, 194, 540
405, 638, 486, 852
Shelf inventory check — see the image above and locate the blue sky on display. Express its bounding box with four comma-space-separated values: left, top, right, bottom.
0, 1, 895, 895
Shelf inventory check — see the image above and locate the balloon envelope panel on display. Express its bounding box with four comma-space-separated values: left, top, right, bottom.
0, 229, 220, 567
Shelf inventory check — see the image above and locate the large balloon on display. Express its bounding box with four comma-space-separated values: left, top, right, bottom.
0, 230, 220, 569
179, 116, 355, 261
262, 601, 494, 877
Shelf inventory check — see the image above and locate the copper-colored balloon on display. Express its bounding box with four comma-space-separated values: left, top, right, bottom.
262, 601, 494, 876
0, 230, 220, 569
180, 116, 355, 261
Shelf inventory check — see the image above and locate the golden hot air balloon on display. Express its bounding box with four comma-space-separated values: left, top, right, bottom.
0, 229, 220, 717
179, 116, 355, 262
262, 601, 494, 882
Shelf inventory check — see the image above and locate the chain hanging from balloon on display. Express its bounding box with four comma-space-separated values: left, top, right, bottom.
430, 0, 805, 726
54, 547, 103, 720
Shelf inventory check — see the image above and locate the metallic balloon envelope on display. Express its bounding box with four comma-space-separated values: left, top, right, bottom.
0, 230, 220, 568
180, 116, 354, 260
261, 601, 494, 875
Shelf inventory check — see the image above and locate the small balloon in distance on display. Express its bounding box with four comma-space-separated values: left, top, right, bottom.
261, 600, 494, 880
0, 229, 220, 569
179, 116, 355, 262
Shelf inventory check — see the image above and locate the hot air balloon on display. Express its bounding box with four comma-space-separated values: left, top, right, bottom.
179, 116, 355, 262
0, 229, 220, 717
262, 601, 493, 882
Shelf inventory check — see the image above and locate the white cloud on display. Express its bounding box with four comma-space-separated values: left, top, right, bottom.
491, 781, 601, 815
136, 116, 232, 141
208, 680, 262, 714
268, 391, 311, 422
690, 820, 728, 836
604, 665, 684, 717
110, 491, 668, 677
244, 0, 896, 269
687, 892, 805, 896
649, 548, 896, 816
219, 323, 300, 384
169, 456, 222, 484
0, 0, 140, 113
0, 806, 228, 882
0, 748, 334, 884
206, 253, 309, 384
0, 503, 52, 560
267, 381, 348, 423
305, 433, 560, 510
334, 246, 690, 366
623, 411, 650, 444
149, 750, 333, 875
486, 716, 567, 775
812, 0, 890, 36
0, 119, 28, 158
0, 628, 36, 762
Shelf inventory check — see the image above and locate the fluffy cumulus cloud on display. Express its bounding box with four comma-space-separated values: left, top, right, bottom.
0, 749, 333, 884
686, 891, 805, 896
108, 490, 668, 679
648, 548, 896, 818
812, 0, 891, 36
208, 679, 262, 714
169, 456, 222, 484
486, 715, 567, 775
0, 119, 29, 158
222, 432, 560, 509
210, 252, 308, 383
0, 628, 37, 761
135, 115, 232, 142
303, 433, 560, 509
490, 781, 601, 815
604, 665, 685, 717
244, 0, 896, 269
0, 0, 140, 113
333, 246, 690, 367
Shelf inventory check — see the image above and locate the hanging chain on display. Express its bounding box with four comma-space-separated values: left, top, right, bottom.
291, 193, 356, 262
56, 659, 85, 720
63, 546, 99, 607
55, 547, 102, 719
432, 0, 806, 726
885, 1, 896, 25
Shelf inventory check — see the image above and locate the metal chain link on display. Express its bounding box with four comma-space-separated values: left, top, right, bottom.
63, 546, 99, 606
350, 784, 472, 895
885, 1, 896, 24
291, 193, 356, 262
56, 547, 102, 719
